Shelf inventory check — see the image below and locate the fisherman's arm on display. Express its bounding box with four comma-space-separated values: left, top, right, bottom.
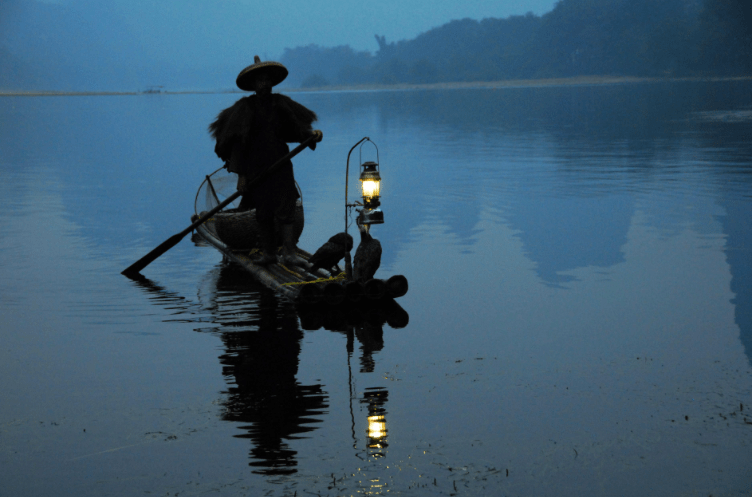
276, 95, 322, 149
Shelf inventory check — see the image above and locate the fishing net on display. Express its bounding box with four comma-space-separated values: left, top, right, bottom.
194, 166, 241, 215
193, 166, 305, 250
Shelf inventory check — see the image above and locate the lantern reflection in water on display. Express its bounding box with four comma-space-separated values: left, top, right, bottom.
368, 415, 387, 441
361, 387, 389, 458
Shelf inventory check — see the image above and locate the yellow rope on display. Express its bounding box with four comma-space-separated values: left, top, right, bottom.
244, 248, 343, 286
278, 263, 303, 278
279, 271, 347, 286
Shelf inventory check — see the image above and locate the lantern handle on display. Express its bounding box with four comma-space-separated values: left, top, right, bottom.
345, 137, 371, 210
358, 139, 379, 169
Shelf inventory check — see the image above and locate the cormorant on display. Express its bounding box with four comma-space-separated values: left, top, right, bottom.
353, 224, 382, 283
308, 232, 353, 273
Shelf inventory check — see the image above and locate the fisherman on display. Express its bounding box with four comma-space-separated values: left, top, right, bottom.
209, 55, 322, 266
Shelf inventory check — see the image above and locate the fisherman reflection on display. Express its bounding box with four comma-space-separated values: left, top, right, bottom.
210, 263, 328, 475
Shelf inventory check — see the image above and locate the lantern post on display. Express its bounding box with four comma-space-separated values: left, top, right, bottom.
344, 138, 384, 280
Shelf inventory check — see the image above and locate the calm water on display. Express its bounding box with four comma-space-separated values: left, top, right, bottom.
1, 81, 751, 496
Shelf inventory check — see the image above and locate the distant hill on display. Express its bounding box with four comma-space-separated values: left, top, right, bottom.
281, 0, 751, 88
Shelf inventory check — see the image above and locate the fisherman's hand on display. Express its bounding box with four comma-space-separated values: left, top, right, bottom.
308, 130, 323, 150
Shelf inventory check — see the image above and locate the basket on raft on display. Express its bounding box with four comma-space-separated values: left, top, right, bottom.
202, 200, 305, 250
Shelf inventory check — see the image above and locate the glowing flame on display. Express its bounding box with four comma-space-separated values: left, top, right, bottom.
361, 179, 380, 199
367, 415, 387, 439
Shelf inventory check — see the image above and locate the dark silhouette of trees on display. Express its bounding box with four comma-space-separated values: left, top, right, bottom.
528, 0, 701, 77
280, 44, 374, 88
280, 0, 748, 89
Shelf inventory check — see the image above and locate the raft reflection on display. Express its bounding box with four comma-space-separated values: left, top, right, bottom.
133, 259, 408, 474
297, 288, 407, 461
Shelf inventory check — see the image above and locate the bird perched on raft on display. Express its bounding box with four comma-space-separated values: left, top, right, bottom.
308, 232, 353, 274
353, 223, 382, 283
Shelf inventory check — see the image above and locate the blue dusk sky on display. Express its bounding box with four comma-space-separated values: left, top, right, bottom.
8, 0, 559, 57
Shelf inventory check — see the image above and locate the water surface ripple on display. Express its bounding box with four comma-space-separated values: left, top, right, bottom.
1, 80, 751, 496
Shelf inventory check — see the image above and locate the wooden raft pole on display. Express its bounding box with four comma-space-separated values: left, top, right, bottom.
194, 216, 408, 305
195, 224, 298, 300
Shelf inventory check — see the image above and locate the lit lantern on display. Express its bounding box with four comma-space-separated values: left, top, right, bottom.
344, 137, 385, 279
359, 161, 381, 208
358, 161, 384, 225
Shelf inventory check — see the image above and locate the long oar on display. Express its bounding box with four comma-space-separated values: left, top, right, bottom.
122, 132, 322, 278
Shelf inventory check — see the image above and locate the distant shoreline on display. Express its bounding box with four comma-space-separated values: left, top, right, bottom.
288, 75, 752, 93
2, 75, 750, 97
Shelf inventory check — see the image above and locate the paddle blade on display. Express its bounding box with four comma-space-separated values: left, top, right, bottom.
121, 232, 187, 278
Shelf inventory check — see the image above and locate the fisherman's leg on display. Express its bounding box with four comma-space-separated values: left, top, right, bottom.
277, 197, 305, 266
254, 221, 277, 265
254, 205, 278, 265
280, 224, 306, 266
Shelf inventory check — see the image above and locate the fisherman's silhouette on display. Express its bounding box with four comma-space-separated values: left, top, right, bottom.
209, 55, 322, 267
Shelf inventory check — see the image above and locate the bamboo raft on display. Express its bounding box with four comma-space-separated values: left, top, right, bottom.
192, 211, 408, 307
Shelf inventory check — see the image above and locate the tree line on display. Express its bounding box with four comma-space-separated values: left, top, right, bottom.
280, 0, 752, 88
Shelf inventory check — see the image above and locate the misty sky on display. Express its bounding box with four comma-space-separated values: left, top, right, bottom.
0, 0, 559, 90
26, 0, 559, 57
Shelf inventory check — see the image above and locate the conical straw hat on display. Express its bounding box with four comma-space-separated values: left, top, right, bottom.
236, 55, 288, 91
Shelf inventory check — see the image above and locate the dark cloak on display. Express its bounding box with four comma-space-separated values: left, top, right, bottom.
209, 93, 317, 224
